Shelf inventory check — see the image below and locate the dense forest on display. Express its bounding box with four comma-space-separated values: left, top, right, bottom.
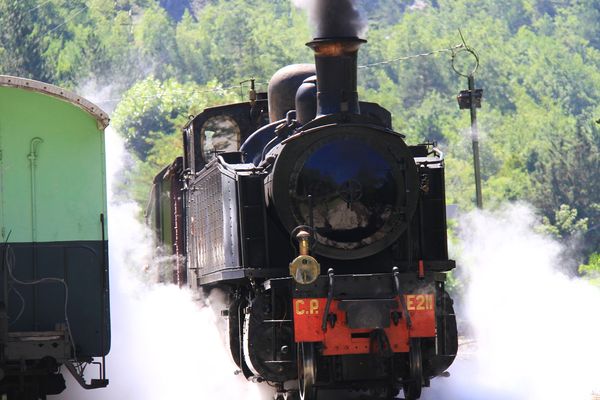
1, 0, 598, 281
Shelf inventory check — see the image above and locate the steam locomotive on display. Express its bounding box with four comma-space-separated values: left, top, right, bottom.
148, 33, 457, 400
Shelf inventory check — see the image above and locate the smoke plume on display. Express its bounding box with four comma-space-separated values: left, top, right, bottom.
423, 204, 600, 400
293, 0, 367, 38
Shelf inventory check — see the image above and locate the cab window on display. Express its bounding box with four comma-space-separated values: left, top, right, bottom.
201, 115, 241, 162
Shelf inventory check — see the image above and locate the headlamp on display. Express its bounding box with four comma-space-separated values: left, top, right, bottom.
290, 229, 320, 285
290, 255, 320, 285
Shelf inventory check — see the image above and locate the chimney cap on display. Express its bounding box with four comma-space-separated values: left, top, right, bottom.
307, 37, 366, 56
307, 36, 366, 47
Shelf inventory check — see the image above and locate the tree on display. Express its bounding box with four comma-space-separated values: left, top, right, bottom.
579, 253, 600, 286
539, 204, 589, 239
134, 5, 180, 79
175, 0, 310, 84
112, 76, 238, 159
531, 118, 599, 251
159, 0, 192, 21
0, 0, 55, 81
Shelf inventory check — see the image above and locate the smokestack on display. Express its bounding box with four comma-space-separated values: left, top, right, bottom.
307, 36, 365, 116
296, 0, 367, 116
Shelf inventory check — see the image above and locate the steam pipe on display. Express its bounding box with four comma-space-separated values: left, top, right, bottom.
28, 138, 43, 243
28, 137, 43, 330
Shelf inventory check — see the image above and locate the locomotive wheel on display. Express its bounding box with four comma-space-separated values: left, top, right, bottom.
371, 385, 399, 400
403, 338, 423, 400
297, 342, 317, 400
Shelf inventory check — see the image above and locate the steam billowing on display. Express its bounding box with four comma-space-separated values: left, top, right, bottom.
293, 0, 367, 38
423, 205, 600, 400
52, 129, 268, 400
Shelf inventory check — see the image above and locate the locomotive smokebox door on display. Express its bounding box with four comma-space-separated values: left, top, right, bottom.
267, 124, 420, 260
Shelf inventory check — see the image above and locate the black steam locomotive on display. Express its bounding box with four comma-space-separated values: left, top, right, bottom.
148, 32, 457, 400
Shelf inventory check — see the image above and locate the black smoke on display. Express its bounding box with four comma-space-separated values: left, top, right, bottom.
294, 0, 367, 38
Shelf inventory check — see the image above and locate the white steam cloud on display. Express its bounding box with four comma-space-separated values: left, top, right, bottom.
423, 204, 600, 400
51, 128, 267, 400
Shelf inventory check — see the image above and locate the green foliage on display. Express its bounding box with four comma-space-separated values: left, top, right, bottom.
579, 253, 600, 286
0, 0, 56, 81
129, 133, 183, 205
531, 118, 599, 250
175, 0, 311, 84
134, 5, 179, 78
539, 204, 589, 239
355, 1, 600, 254
0, 0, 147, 88
112, 76, 238, 159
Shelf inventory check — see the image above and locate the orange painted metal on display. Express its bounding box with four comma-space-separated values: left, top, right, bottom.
293, 294, 436, 356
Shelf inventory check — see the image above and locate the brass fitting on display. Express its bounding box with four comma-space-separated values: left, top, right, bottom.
290, 230, 319, 285
297, 230, 310, 256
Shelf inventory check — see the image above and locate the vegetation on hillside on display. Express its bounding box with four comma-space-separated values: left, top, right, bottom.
1, 0, 597, 278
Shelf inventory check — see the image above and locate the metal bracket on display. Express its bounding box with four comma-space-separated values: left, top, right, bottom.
321, 269, 335, 332
65, 361, 109, 390
393, 267, 412, 329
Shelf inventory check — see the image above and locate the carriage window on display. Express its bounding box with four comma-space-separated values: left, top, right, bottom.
200, 115, 240, 162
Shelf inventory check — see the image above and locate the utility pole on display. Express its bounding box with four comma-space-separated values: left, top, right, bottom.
454, 38, 484, 208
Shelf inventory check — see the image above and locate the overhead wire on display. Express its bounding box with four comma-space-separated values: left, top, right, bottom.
25, 0, 54, 14
46, 6, 87, 34
94, 45, 462, 105
94, 82, 268, 105
358, 43, 465, 69
20, 1, 100, 40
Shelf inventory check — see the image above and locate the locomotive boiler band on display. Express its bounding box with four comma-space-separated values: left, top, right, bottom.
148, 5, 458, 399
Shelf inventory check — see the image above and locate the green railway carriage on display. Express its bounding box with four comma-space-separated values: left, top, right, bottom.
0, 76, 110, 399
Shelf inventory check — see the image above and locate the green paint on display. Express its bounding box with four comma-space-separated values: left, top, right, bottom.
0, 86, 108, 243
